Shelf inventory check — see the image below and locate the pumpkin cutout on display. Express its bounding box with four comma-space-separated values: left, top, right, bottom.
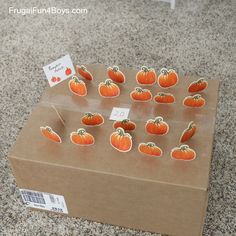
68, 76, 87, 96
113, 119, 136, 131
138, 142, 162, 157
98, 79, 120, 98
180, 121, 196, 143
157, 68, 178, 88
110, 127, 132, 152
40, 126, 62, 143
81, 112, 104, 126
136, 66, 157, 85
183, 94, 205, 107
154, 92, 175, 104
188, 78, 208, 93
145, 116, 169, 135
107, 66, 125, 83
171, 145, 196, 161
70, 128, 95, 146
76, 65, 93, 81
130, 87, 152, 102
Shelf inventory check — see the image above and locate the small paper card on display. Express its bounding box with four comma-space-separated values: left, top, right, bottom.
43, 54, 75, 87
109, 107, 130, 121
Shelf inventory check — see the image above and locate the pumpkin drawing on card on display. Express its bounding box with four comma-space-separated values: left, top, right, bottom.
113, 119, 136, 131
157, 68, 178, 88
171, 145, 196, 161
145, 116, 169, 135
183, 94, 205, 107
40, 126, 62, 143
81, 112, 104, 126
154, 92, 175, 104
136, 66, 157, 85
68, 76, 87, 96
130, 87, 152, 102
98, 79, 120, 98
138, 142, 162, 157
180, 121, 196, 143
107, 66, 126, 83
70, 128, 95, 146
188, 78, 208, 93
76, 65, 93, 81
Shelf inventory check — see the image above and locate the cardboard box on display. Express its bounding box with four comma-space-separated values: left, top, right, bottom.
8, 64, 219, 236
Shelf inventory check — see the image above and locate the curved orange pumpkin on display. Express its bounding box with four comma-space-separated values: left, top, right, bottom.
130, 87, 152, 102
70, 128, 95, 146
113, 119, 136, 131
180, 121, 196, 143
145, 116, 169, 135
98, 79, 120, 98
76, 65, 93, 81
138, 142, 162, 157
68, 76, 87, 96
107, 66, 125, 83
40, 126, 62, 143
183, 94, 205, 107
110, 128, 132, 152
154, 92, 175, 104
136, 66, 157, 85
171, 145, 196, 161
188, 78, 208, 93
81, 112, 104, 126
157, 68, 178, 88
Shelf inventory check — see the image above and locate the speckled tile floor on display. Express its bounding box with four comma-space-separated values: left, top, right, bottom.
0, 0, 236, 235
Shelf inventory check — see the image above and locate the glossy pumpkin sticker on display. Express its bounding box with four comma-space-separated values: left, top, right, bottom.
81, 112, 104, 126
107, 66, 126, 83
183, 94, 206, 107
98, 79, 120, 98
136, 66, 157, 85
70, 128, 95, 146
76, 65, 93, 81
145, 116, 169, 135
138, 142, 162, 157
110, 127, 132, 152
188, 78, 208, 93
40, 126, 62, 143
154, 92, 175, 104
130, 87, 152, 102
157, 68, 178, 88
113, 119, 136, 131
171, 145, 196, 161
68, 76, 87, 96
180, 121, 196, 143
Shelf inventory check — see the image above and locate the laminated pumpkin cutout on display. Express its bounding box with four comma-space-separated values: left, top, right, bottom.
113, 119, 136, 131
183, 94, 206, 107
188, 78, 208, 93
98, 79, 120, 98
40, 126, 62, 143
81, 112, 104, 126
130, 87, 152, 102
107, 66, 126, 83
171, 145, 196, 161
76, 65, 93, 81
157, 68, 178, 88
136, 66, 157, 85
145, 116, 169, 135
180, 121, 196, 143
110, 127, 132, 152
138, 142, 162, 157
70, 128, 95, 146
154, 92, 175, 104
68, 76, 87, 96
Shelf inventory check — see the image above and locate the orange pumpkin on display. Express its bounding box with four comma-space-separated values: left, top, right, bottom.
68, 76, 87, 96
107, 66, 125, 83
183, 94, 205, 107
180, 121, 196, 143
136, 66, 157, 85
40, 126, 62, 143
81, 112, 104, 126
157, 68, 178, 88
70, 128, 95, 146
145, 116, 169, 135
110, 127, 132, 152
113, 119, 136, 131
98, 79, 120, 98
76, 65, 93, 81
130, 87, 152, 102
188, 78, 208, 93
171, 145, 196, 161
154, 92, 175, 104
138, 142, 162, 157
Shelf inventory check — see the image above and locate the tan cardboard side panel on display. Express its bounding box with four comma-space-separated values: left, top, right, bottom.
9, 157, 207, 236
